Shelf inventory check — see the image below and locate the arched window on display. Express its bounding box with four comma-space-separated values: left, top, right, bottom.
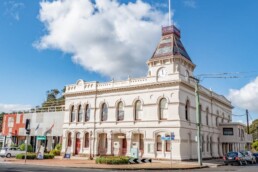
156, 135, 162, 151
185, 100, 190, 121
206, 108, 209, 125
199, 104, 202, 124
78, 105, 83, 122
135, 100, 142, 120
185, 70, 189, 81
216, 111, 219, 126
117, 101, 124, 121
202, 135, 204, 152
84, 132, 89, 148
85, 104, 90, 122
207, 135, 209, 152
101, 103, 108, 121
159, 98, 168, 120
165, 134, 171, 152
70, 105, 75, 122
67, 132, 72, 147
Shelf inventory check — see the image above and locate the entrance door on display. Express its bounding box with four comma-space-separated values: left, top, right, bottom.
98, 133, 107, 155
75, 133, 81, 155
122, 138, 127, 155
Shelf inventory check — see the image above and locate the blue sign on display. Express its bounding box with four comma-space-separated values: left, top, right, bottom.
171, 132, 175, 140
161, 136, 171, 141
64, 153, 71, 159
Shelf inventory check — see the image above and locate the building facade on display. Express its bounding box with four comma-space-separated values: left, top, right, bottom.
2, 107, 64, 152
61, 25, 250, 160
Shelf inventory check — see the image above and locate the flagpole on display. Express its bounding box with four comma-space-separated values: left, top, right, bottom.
168, 0, 171, 26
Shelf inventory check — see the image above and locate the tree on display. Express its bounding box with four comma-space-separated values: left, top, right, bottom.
252, 140, 258, 151
249, 119, 258, 141
42, 88, 64, 108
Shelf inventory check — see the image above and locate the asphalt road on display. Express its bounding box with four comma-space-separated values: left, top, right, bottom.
0, 163, 109, 172
0, 163, 258, 172
185, 163, 258, 172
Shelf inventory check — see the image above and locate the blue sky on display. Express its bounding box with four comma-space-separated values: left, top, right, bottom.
0, 0, 258, 123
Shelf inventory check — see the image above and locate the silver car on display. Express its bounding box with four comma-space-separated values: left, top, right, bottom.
0, 147, 25, 158
240, 150, 256, 164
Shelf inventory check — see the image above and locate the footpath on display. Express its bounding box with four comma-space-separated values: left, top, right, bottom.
0, 156, 224, 170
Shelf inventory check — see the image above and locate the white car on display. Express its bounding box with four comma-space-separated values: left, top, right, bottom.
0, 147, 25, 158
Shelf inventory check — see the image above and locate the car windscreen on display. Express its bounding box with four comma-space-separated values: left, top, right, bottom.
227, 152, 238, 157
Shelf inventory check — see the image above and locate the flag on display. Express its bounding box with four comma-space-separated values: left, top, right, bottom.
44, 123, 54, 136
35, 124, 40, 136
35, 124, 39, 131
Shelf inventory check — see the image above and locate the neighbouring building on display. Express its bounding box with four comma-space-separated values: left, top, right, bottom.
2, 113, 26, 147
220, 122, 252, 154
2, 106, 65, 151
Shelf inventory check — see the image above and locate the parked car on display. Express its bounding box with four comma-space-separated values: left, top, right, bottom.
240, 150, 256, 164
223, 151, 247, 165
253, 153, 258, 162
0, 147, 25, 158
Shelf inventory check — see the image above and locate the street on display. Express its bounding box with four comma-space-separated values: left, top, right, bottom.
0, 163, 258, 172
0, 163, 108, 172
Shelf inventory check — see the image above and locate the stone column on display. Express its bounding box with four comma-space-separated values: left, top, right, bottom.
106, 132, 112, 155
126, 138, 131, 156
71, 133, 75, 155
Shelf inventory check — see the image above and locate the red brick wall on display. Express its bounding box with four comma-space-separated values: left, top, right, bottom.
2, 114, 25, 136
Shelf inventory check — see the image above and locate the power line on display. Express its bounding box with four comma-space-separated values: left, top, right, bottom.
197, 71, 258, 77
232, 114, 245, 117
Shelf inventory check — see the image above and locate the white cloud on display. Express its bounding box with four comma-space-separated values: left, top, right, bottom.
183, 0, 196, 8
35, 0, 170, 79
4, 1, 25, 21
228, 76, 258, 113
0, 103, 32, 113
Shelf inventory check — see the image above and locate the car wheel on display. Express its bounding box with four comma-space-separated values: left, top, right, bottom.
6, 153, 11, 158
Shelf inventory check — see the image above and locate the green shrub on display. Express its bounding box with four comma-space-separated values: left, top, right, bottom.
16, 153, 36, 159
54, 144, 62, 151
95, 156, 130, 164
44, 153, 55, 159
252, 141, 258, 151
49, 149, 60, 156
19, 143, 33, 152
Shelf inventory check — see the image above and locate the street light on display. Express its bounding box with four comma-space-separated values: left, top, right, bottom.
189, 76, 202, 166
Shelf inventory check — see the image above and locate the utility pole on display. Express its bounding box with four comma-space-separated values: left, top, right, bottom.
246, 109, 249, 134
190, 76, 202, 166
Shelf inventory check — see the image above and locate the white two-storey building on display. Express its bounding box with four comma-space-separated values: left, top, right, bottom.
61, 25, 251, 160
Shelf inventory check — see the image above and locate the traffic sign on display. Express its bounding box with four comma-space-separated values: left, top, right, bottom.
161, 136, 171, 141
36, 136, 46, 141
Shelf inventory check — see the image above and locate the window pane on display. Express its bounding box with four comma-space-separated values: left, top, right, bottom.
165, 135, 170, 152
135, 101, 142, 120
160, 98, 167, 119
102, 104, 108, 121
117, 102, 124, 121
157, 135, 162, 151
223, 128, 233, 135
78, 105, 82, 122
71, 106, 75, 122
85, 105, 90, 121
